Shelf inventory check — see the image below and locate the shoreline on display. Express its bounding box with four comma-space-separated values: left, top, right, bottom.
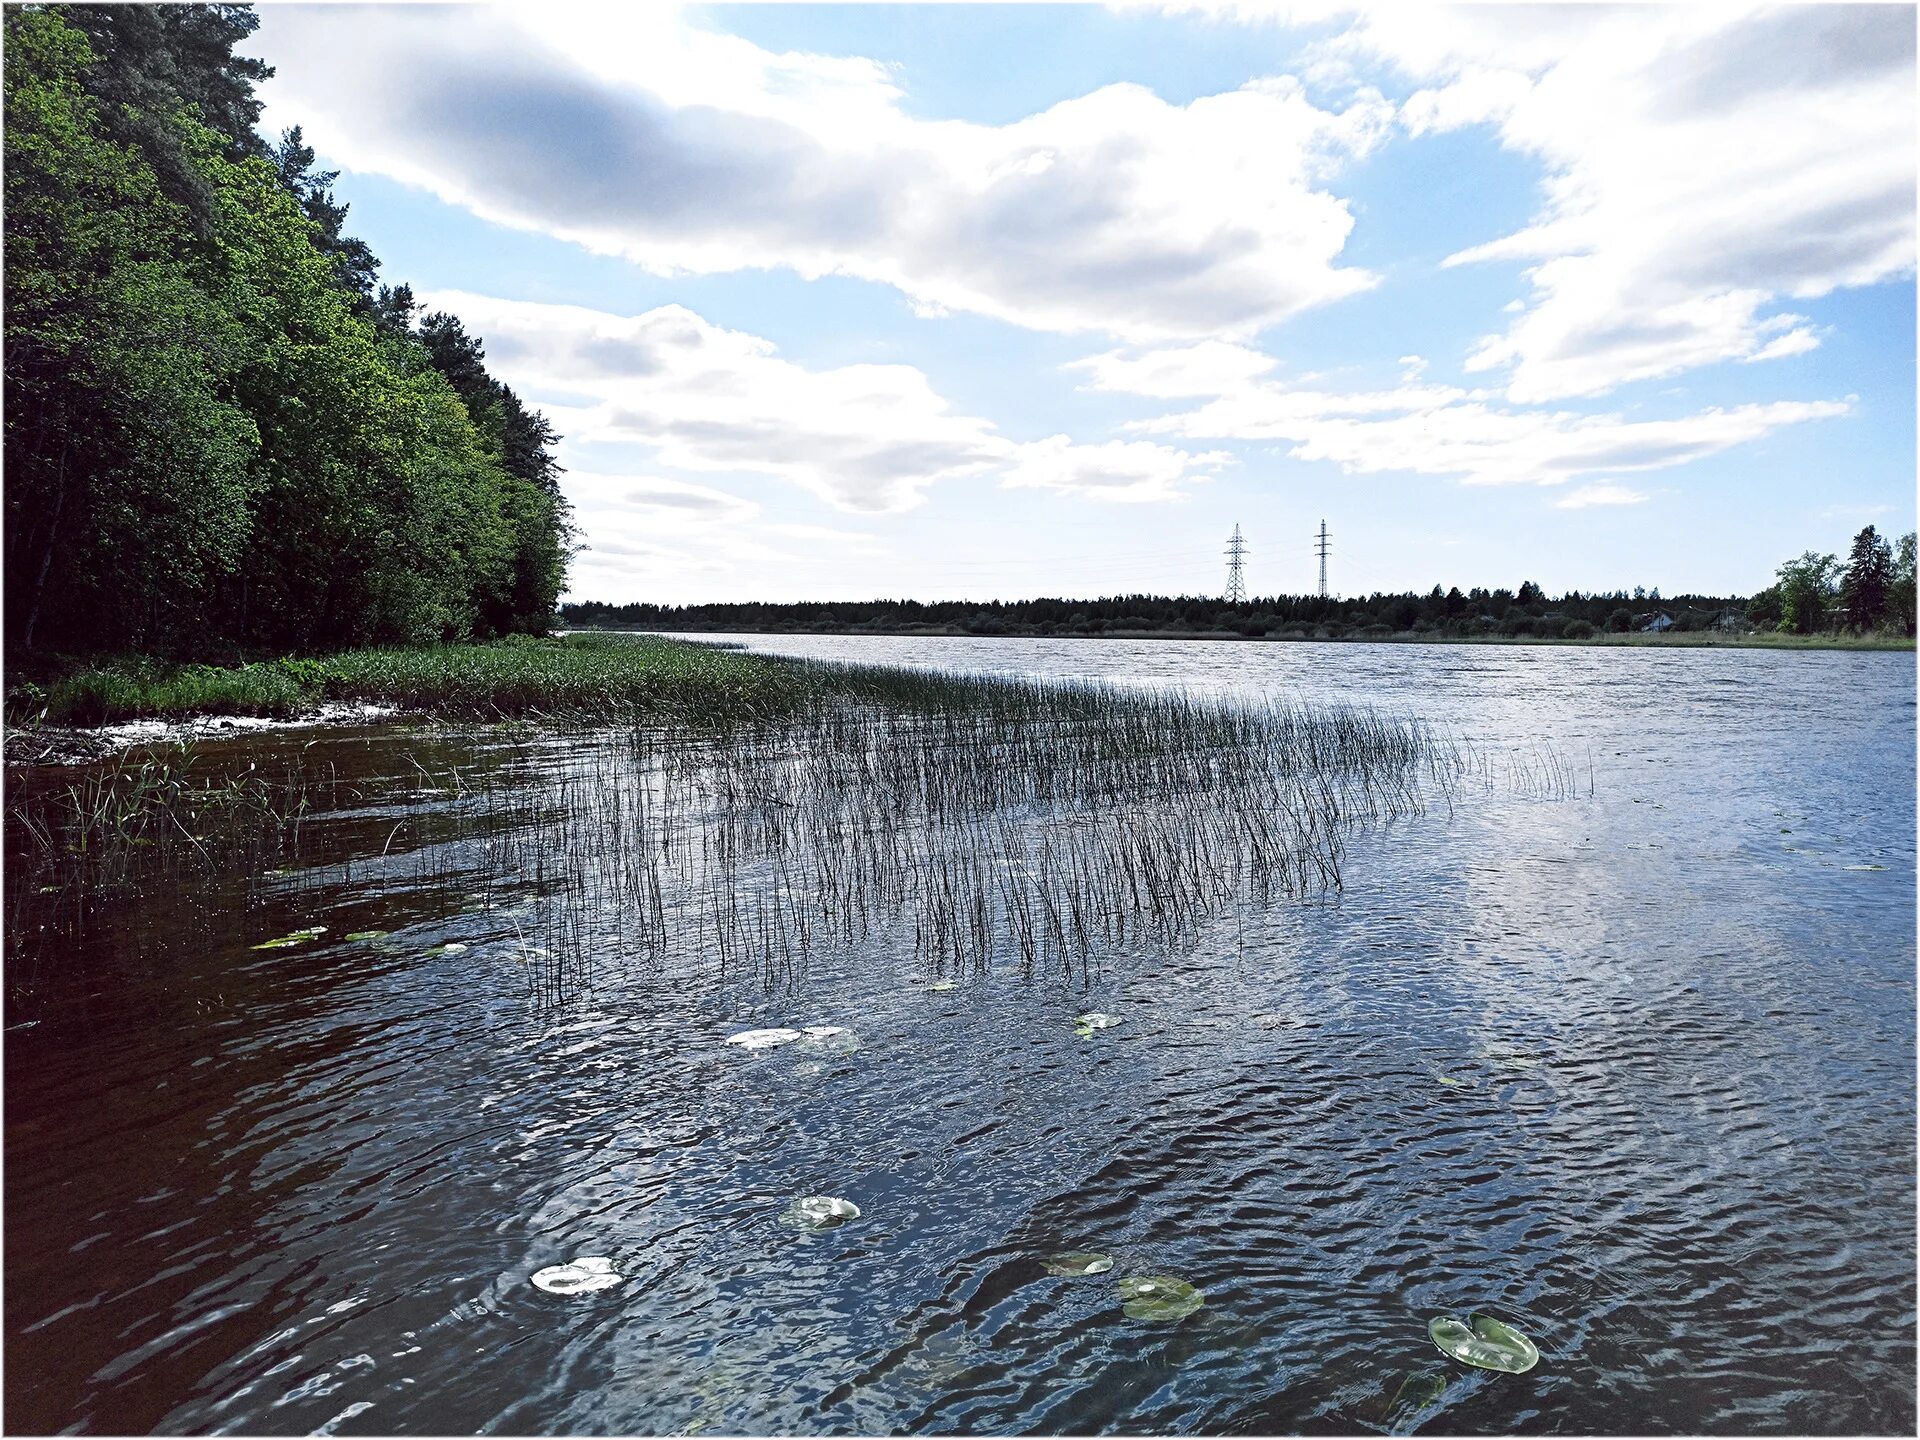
6, 627, 1911, 760
570, 624, 1916, 653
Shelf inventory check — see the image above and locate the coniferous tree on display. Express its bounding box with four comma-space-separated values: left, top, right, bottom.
1840, 525, 1893, 632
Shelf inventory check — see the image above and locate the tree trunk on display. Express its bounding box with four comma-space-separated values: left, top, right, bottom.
20, 444, 70, 652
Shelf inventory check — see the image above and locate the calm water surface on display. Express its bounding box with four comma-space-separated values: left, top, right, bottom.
6, 638, 1914, 1435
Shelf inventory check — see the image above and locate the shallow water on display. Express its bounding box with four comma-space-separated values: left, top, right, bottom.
5, 638, 1914, 1435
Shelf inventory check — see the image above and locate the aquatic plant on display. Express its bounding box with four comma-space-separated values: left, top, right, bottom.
1377, 1369, 1450, 1430
530, 1257, 623, 1295
1041, 1251, 1114, 1276
1117, 1275, 1205, 1321
785, 1196, 860, 1229
5, 639, 1509, 1010
1428, 1313, 1539, 1373
727, 1027, 806, 1051
251, 925, 326, 950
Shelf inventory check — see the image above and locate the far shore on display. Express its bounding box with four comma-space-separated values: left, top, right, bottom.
572, 624, 1916, 652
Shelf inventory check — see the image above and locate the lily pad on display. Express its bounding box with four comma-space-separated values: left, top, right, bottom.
1074, 1012, 1122, 1037
929, 981, 958, 993
1434, 1072, 1477, 1089
786, 1195, 860, 1229
1117, 1274, 1204, 1321
1479, 1045, 1539, 1072
251, 925, 327, 951
431, 941, 469, 955
344, 930, 390, 942
726, 1027, 806, 1051
1042, 1251, 1114, 1277
1378, 1369, 1449, 1429
1844, 864, 1887, 871
801, 1026, 860, 1055
530, 1256, 622, 1295
1428, 1313, 1539, 1374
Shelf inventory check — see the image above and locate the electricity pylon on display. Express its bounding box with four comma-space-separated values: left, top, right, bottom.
1316, 520, 1330, 599
1225, 524, 1248, 603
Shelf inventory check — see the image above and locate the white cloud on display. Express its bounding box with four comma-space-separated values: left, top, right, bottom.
1122, 5, 1915, 399
255, 5, 1392, 340
423, 290, 1008, 513
1001, 436, 1234, 503
1091, 343, 1851, 487
1373, 5, 1916, 400
1068, 340, 1280, 398
427, 291, 1227, 515
1555, 483, 1648, 510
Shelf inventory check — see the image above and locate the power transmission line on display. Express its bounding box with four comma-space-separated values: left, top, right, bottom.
1224, 524, 1248, 603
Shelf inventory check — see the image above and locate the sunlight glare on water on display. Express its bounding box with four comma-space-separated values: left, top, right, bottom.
5, 637, 1913, 1435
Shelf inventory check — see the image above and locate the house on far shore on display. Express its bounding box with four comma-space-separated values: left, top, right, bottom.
1637, 611, 1675, 633
1711, 610, 1747, 633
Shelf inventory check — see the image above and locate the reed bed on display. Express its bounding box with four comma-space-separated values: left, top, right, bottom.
441, 670, 1458, 994
7, 650, 1519, 1005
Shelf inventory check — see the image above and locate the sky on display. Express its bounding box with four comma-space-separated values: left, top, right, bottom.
248, 1, 1918, 604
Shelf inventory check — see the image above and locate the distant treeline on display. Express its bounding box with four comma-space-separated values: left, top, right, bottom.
566, 585, 1743, 641
567, 530, 1918, 642
4, 5, 571, 660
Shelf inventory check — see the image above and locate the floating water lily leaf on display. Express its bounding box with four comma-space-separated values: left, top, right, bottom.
251, 926, 327, 950
1428, 1314, 1539, 1374
1434, 1072, 1477, 1089
929, 981, 958, 993
1117, 1274, 1204, 1321
1075, 1012, 1121, 1037
1844, 864, 1887, 871
786, 1195, 860, 1229
344, 930, 389, 942
1042, 1251, 1114, 1277
431, 941, 469, 955
1378, 1369, 1449, 1429
530, 1256, 623, 1295
801, 1026, 859, 1055
1479, 1045, 1539, 1072
726, 1027, 806, 1051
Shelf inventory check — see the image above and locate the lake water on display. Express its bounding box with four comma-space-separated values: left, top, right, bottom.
5, 637, 1914, 1435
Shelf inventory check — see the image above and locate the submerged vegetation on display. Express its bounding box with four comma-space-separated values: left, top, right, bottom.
4, 640, 1534, 1007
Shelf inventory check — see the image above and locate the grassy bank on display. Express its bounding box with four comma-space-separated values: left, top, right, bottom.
6, 636, 809, 727
7, 632, 1264, 730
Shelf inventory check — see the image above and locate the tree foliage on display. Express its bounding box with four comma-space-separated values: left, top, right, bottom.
1772, 552, 1841, 635
1891, 533, 1917, 637
1840, 525, 1893, 633
4, 4, 570, 659
563, 583, 1762, 641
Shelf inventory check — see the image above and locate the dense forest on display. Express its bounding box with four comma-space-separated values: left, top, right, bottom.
4, 4, 571, 661
565, 528, 1918, 642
